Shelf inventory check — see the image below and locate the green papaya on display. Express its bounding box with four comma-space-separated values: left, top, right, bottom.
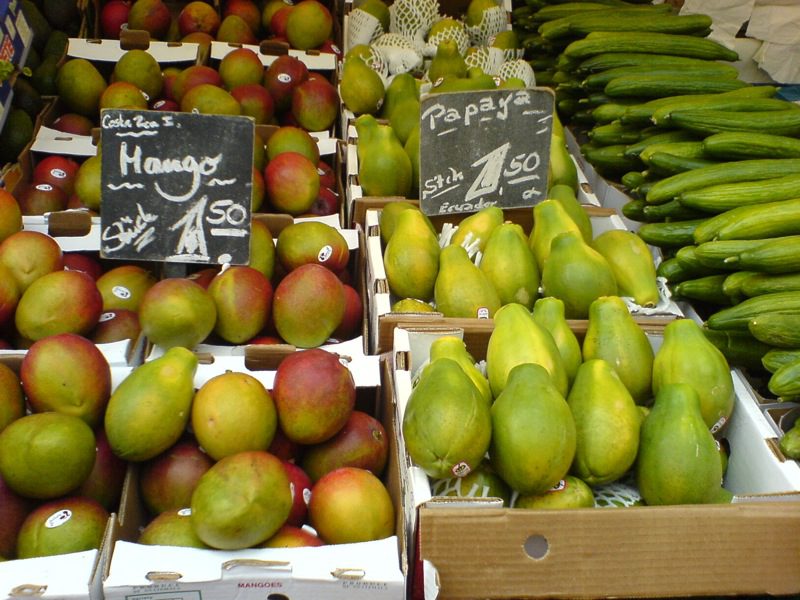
384, 208, 440, 301
582, 295, 654, 405
548, 183, 593, 242
636, 383, 724, 505
356, 116, 413, 197
549, 132, 579, 191
479, 223, 540, 310
429, 336, 492, 405
591, 229, 660, 308
541, 231, 618, 319
567, 359, 641, 485
428, 39, 469, 83
530, 199, 583, 272
104, 347, 198, 462
652, 318, 734, 434
531, 296, 581, 386
486, 303, 569, 398
514, 475, 595, 509
402, 358, 491, 479
490, 363, 576, 495
431, 461, 511, 506
378, 200, 426, 245
449, 206, 504, 252
340, 55, 385, 115
434, 244, 501, 318
380, 72, 418, 121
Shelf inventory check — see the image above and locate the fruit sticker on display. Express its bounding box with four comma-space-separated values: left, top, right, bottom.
45, 509, 72, 528
112, 285, 131, 300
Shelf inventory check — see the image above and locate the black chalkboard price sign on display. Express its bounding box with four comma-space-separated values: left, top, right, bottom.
418, 87, 555, 216
99, 109, 254, 265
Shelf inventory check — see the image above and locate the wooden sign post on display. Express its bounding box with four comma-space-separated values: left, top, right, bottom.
418, 88, 555, 216
99, 109, 254, 265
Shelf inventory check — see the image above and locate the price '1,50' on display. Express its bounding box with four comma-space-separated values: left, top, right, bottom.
464, 142, 543, 203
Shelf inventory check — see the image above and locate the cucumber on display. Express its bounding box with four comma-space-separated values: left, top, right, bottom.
576, 52, 745, 76
702, 131, 800, 160
724, 235, 800, 274
742, 271, 800, 297
706, 291, 800, 330
703, 328, 773, 372
642, 199, 706, 221
722, 270, 759, 305
621, 171, 647, 190
637, 219, 706, 248
651, 97, 798, 127
647, 153, 719, 177
762, 349, 800, 374
563, 31, 740, 61
640, 141, 707, 165
768, 358, 800, 399
605, 75, 748, 99
591, 102, 638, 123
539, 8, 695, 40
670, 109, 800, 136
646, 159, 800, 205
695, 198, 800, 244
625, 130, 698, 158
657, 254, 717, 283
587, 121, 643, 145
694, 238, 775, 270
583, 63, 738, 91
621, 198, 648, 221
673, 274, 730, 305
619, 85, 779, 125
749, 313, 800, 349
583, 143, 643, 174
678, 174, 800, 214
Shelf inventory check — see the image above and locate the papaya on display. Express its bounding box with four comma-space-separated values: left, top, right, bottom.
383, 208, 440, 301
490, 363, 576, 495
567, 359, 641, 486
480, 223, 540, 311
531, 296, 581, 386
402, 358, 491, 479
530, 199, 583, 272
652, 318, 734, 434
486, 303, 568, 398
355, 115, 413, 197
514, 475, 595, 509
449, 206, 504, 253
104, 347, 198, 462
429, 336, 492, 405
548, 184, 593, 242
591, 229, 661, 308
541, 231, 618, 319
431, 461, 511, 506
636, 383, 724, 506
434, 244, 501, 318
582, 295, 654, 405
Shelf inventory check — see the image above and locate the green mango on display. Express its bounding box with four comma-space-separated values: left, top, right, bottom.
429, 336, 492, 405
567, 359, 641, 486
636, 383, 724, 505
449, 205, 504, 252
582, 295, 654, 405
402, 358, 491, 479
490, 363, 576, 495
384, 207, 440, 301
652, 318, 735, 433
514, 475, 595, 509
591, 229, 660, 308
530, 199, 583, 272
340, 55, 385, 116
427, 39, 468, 83
434, 244, 501, 318
547, 183, 592, 242
104, 347, 198, 462
486, 303, 568, 398
480, 223, 540, 310
432, 460, 511, 506
532, 296, 581, 386
355, 116, 413, 198
541, 231, 618, 319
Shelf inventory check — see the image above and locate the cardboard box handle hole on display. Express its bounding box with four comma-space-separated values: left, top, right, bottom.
524, 534, 549, 560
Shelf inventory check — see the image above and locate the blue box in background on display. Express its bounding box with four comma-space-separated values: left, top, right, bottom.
0, 0, 33, 132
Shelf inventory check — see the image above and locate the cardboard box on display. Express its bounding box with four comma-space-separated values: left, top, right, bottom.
102, 352, 407, 600
0, 0, 33, 133
363, 204, 683, 354
391, 325, 800, 599
0, 546, 108, 600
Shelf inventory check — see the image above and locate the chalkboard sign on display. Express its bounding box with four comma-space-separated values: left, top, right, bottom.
99, 109, 254, 265
418, 88, 555, 216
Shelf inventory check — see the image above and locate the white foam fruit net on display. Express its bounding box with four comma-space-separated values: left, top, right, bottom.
464, 45, 506, 76
371, 32, 425, 74
424, 21, 470, 57
593, 475, 642, 508
431, 476, 496, 499
389, 0, 440, 47
467, 6, 508, 47
346, 9, 385, 51
498, 59, 536, 86
362, 44, 390, 81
